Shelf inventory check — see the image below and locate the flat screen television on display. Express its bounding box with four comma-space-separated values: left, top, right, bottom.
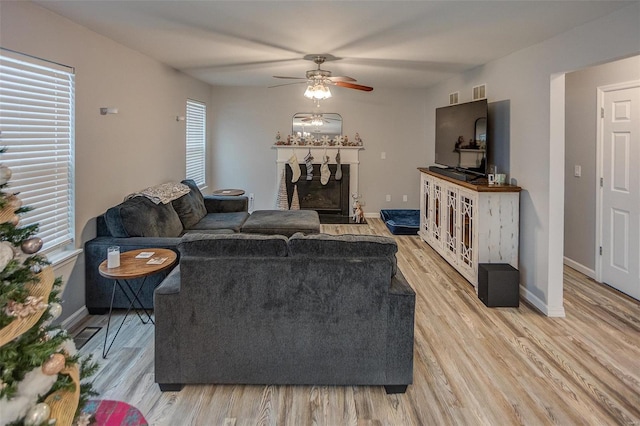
434, 99, 488, 176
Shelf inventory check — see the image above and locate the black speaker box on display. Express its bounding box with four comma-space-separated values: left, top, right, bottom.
478, 263, 520, 307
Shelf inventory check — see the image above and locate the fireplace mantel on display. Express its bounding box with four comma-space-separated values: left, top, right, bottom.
273, 145, 364, 199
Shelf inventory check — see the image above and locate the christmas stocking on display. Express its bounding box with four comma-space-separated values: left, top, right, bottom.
320, 155, 330, 185
304, 150, 314, 181
288, 153, 301, 183
334, 149, 342, 181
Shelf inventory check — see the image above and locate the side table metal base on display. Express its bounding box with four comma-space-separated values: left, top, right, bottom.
102, 277, 154, 359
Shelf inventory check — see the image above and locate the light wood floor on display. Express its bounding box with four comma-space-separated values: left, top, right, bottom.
71, 218, 640, 425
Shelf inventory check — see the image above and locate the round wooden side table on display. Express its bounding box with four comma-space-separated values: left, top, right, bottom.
212, 188, 245, 196
98, 248, 177, 358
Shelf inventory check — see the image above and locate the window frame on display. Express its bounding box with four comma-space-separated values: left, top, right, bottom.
185, 99, 206, 188
0, 49, 75, 254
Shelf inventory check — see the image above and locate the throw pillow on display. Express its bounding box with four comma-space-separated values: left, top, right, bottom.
172, 181, 207, 229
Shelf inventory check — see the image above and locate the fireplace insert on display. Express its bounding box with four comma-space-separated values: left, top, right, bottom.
285, 164, 351, 223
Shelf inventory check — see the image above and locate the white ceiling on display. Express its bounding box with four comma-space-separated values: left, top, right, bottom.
34, 1, 635, 89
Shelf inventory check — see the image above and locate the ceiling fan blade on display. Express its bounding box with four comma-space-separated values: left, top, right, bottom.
328, 76, 357, 82
273, 76, 306, 79
333, 81, 374, 92
268, 81, 306, 88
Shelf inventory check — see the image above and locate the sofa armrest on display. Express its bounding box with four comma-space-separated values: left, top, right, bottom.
155, 265, 181, 295
154, 266, 182, 386
203, 195, 248, 213
389, 270, 416, 296
386, 269, 415, 386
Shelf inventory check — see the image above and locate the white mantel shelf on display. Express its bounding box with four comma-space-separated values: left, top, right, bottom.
273, 145, 364, 198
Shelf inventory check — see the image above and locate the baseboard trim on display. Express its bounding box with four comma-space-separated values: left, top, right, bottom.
563, 256, 596, 280
60, 306, 89, 331
520, 285, 566, 317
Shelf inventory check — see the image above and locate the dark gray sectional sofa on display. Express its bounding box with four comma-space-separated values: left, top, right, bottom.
154, 232, 415, 393
84, 179, 249, 314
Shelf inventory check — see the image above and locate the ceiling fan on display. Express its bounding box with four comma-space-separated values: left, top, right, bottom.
298, 113, 341, 125
271, 54, 374, 98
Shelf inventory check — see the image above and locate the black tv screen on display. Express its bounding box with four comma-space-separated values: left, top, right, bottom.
434, 99, 488, 175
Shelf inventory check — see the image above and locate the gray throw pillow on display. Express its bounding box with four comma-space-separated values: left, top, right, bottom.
172, 189, 207, 229
105, 196, 183, 237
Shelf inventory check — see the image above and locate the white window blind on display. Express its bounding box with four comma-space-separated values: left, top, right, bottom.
0, 51, 75, 253
186, 99, 206, 188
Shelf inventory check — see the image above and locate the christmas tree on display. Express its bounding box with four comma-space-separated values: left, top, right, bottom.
0, 151, 96, 425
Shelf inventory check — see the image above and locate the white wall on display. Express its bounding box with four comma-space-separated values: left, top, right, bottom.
209, 85, 428, 213
423, 3, 640, 316
0, 1, 212, 322
564, 55, 640, 276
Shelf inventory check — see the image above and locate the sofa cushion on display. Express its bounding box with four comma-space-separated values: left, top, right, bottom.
289, 233, 398, 276
172, 187, 207, 229
179, 233, 289, 257
288, 233, 398, 257
104, 196, 183, 238
186, 212, 249, 233
241, 210, 320, 237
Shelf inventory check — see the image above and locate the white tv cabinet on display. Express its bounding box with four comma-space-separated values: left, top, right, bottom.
418, 168, 521, 288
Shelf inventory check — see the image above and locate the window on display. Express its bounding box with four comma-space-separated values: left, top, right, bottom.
0, 50, 75, 253
186, 99, 206, 188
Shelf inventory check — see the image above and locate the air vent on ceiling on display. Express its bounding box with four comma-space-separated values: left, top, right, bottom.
472, 84, 487, 100
449, 92, 459, 105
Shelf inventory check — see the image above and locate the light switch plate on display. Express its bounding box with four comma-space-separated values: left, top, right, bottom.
574, 165, 581, 177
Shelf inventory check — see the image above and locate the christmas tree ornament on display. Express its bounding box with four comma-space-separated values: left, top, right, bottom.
21, 237, 43, 254
5, 296, 48, 318
23, 402, 51, 426
42, 353, 66, 376
9, 214, 20, 226
48, 302, 63, 321
0, 241, 14, 272
0, 165, 12, 185
6, 193, 22, 210
75, 412, 92, 426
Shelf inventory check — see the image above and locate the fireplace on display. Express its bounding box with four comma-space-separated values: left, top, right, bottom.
274, 145, 363, 223
286, 164, 350, 221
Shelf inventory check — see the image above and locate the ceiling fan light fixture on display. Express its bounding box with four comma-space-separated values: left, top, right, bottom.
311, 115, 324, 126
304, 81, 332, 101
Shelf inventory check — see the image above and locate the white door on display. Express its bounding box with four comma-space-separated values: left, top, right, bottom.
600, 82, 640, 300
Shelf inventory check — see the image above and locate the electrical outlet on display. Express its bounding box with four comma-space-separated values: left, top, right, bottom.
403, 195, 408, 202
574, 165, 581, 177
381, 152, 386, 160
386, 194, 391, 202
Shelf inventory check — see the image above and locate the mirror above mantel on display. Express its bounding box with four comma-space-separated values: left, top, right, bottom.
292, 112, 342, 140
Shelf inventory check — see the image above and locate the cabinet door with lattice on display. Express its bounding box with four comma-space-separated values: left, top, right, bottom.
430, 179, 444, 247
419, 174, 431, 240
457, 188, 478, 282
443, 185, 459, 265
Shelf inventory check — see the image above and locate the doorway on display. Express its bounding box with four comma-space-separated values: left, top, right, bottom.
563, 55, 640, 302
